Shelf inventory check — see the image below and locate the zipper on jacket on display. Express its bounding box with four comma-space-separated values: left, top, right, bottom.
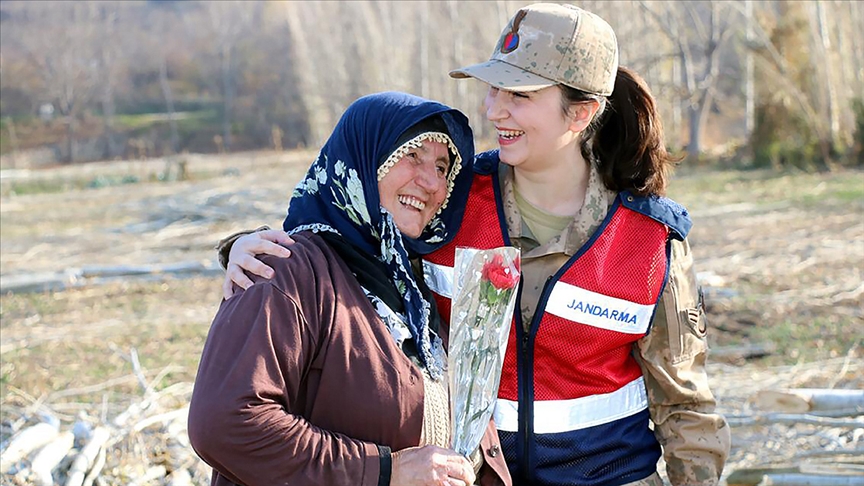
518, 316, 531, 481
520, 330, 530, 480
519, 275, 555, 481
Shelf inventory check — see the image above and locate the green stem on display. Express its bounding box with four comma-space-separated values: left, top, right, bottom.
459, 325, 481, 454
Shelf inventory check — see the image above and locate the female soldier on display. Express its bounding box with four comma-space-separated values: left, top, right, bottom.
220, 4, 730, 485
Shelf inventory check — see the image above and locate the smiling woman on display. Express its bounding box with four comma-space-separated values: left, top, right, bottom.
377, 123, 458, 239
188, 91, 512, 486
378, 138, 450, 238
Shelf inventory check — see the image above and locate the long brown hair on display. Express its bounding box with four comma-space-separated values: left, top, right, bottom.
561, 67, 676, 197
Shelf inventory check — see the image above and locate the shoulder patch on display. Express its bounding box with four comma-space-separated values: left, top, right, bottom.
473, 150, 500, 175
620, 190, 692, 240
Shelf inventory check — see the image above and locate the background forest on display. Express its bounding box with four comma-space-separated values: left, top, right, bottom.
1, 0, 863, 170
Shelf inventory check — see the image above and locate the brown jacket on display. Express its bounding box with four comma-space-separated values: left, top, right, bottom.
190, 232, 510, 486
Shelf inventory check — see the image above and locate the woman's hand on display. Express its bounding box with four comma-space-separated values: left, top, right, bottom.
223, 230, 295, 299
391, 445, 476, 486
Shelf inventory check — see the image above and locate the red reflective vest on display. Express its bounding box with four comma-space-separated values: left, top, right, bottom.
422, 153, 692, 485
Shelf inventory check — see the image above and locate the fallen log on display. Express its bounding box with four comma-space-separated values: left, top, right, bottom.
753, 389, 864, 414
79, 261, 220, 278
760, 473, 864, 485
1, 261, 222, 294
795, 449, 864, 462
728, 465, 864, 486
81, 445, 106, 486
26, 431, 75, 486
0, 421, 59, 473
727, 467, 800, 486
725, 412, 864, 428
710, 343, 776, 361
65, 427, 110, 486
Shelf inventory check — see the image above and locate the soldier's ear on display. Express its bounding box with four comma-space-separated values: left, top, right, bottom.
567, 100, 600, 134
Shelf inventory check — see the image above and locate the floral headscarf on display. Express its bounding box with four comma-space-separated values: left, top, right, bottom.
284, 91, 474, 378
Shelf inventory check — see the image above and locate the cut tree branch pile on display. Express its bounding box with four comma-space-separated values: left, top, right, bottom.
724, 386, 864, 486
0, 356, 207, 485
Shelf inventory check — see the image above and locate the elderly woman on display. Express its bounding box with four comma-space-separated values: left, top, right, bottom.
187, 92, 511, 486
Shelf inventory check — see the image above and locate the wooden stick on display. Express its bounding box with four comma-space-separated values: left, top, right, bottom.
81, 445, 107, 486
49, 375, 139, 400
129, 347, 151, 394
0, 422, 59, 473
132, 406, 189, 433
65, 427, 110, 486
27, 431, 75, 486
828, 344, 860, 389
127, 465, 167, 486
167, 468, 193, 486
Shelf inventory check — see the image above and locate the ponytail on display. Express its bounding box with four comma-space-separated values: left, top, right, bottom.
563, 66, 677, 196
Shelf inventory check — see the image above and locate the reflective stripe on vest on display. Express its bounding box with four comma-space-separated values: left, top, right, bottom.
493, 375, 647, 433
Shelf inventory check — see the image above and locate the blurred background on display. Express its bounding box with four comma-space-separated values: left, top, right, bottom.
0, 0, 862, 169
1, 2, 862, 485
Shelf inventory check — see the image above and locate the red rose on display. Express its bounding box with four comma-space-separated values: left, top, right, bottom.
481, 254, 520, 290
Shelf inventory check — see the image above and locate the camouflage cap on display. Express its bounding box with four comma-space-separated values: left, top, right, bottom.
450, 3, 619, 96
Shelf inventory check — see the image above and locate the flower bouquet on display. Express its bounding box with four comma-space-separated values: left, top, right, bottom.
448, 247, 520, 456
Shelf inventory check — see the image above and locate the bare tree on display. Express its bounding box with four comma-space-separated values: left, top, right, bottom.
93, 2, 123, 159
640, 0, 735, 160
199, 1, 256, 152
7, 2, 102, 162
143, 5, 185, 155
744, 0, 755, 136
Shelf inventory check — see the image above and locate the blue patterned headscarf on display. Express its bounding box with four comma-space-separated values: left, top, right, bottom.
283, 92, 474, 378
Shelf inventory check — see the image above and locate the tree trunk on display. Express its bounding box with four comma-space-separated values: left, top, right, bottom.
745, 0, 755, 136
449, 0, 465, 109
220, 45, 233, 152
159, 55, 180, 154
98, 5, 119, 160
815, 1, 840, 148
419, 0, 429, 98
100, 85, 117, 160
686, 102, 701, 160
65, 116, 76, 164
671, 53, 682, 149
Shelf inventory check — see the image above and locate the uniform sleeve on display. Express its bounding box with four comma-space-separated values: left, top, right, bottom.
635, 238, 731, 485
188, 279, 382, 486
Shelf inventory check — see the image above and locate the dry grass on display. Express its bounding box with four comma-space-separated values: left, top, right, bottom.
669, 168, 864, 364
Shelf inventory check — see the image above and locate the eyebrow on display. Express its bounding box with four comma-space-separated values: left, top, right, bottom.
417, 143, 451, 166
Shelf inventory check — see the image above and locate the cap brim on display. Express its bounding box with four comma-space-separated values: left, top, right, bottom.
449, 59, 556, 92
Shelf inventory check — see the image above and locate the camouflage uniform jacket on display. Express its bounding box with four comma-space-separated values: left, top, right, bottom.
498, 163, 731, 486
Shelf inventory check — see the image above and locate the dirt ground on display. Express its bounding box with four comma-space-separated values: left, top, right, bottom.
1, 152, 862, 484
